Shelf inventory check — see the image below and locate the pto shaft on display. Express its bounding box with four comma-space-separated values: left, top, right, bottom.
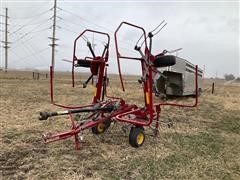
39, 105, 114, 120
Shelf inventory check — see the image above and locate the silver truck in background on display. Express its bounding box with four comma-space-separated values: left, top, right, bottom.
154, 56, 203, 97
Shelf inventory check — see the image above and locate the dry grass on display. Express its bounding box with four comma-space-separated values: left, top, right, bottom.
0, 70, 240, 179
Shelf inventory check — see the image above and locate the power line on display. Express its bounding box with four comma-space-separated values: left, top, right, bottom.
11, 31, 47, 68
3, 0, 50, 12
60, 23, 135, 56
10, 27, 50, 48
22, 27, 50, 42
59, 18, 132, 52
9, 8, 51, 36
5, 5, 52, 70
60, 26, 78, 34
21, 17, 51, 26
9, 30, 49, 68
10, 8, 50, 20
57, 6, 141, 58
9, 49, 40, 67
23, 36, 48, 61
8, 24, 22, 31
60, 26, 135, 59
60, 7, 135, 45
9, 48, 34, 66
60, 8, 113, 33
10, 47, 48, 66
1, 3, 54, 70
60, 18, 87, 30
21, 41, 44, 66
4, 3, 143, 71
11, 20, 51, 44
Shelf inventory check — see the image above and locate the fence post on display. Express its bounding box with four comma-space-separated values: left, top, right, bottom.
212, 82, 215, 94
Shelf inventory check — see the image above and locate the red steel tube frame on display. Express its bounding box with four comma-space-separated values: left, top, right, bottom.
49, 29, 110, 109
72, 29, 110, 88
113, 21, 199, 127
103, 66, 123, 101
153, 65, 199, 134
45, 24, 199, 150
114, 66, 199, 127
155, 65, 199, 109
42, 100, 135, 150
114, 21, 154, 126
50, 65, 95, 109
114, 21, 148, 92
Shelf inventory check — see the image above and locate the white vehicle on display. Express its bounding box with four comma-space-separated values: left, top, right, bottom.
154, 56, 203, 96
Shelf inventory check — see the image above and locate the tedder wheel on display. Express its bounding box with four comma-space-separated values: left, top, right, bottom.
129, 127, 145, 148
92, 121, 111, 134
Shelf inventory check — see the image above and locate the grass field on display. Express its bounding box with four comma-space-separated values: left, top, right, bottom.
1, 70, 240, 179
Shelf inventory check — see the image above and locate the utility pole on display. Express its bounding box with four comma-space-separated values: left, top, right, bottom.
4, 8, 8, 72
49, 0, 58, 73
1, 8, 10, 72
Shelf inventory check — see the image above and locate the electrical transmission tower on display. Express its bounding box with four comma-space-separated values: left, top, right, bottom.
49, 0, 58, 73
1, 8, 10, 72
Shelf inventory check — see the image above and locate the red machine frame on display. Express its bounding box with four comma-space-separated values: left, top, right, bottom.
114, 22, 198, 130
39, 22, 199, 150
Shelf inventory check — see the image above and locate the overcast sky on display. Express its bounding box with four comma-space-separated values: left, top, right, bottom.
0, 0, 239, 78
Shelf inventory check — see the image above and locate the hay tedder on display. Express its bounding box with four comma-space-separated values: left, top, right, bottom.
39, 22, 199, 150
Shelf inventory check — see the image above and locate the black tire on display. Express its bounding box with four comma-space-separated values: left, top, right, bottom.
92, 120, 111, 134
153, 55, 176, 67
129, 127, 145, 148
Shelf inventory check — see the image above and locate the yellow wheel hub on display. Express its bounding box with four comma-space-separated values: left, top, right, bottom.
97, 123, 105, 133
136, 133, 144, 145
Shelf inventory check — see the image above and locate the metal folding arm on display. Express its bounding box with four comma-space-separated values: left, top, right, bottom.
114, 21, 154, 126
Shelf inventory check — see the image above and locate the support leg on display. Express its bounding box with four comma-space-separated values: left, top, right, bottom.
74, 134, 80, 150
154, 106, 161, 137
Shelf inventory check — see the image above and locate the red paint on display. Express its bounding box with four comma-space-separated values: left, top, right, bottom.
43, 24, 199, 150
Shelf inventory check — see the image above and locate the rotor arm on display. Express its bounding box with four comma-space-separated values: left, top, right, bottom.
83, 74, 94, 88
87, 41, 96, 58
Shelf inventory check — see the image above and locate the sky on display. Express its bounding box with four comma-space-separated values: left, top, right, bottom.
0, 0, 239, 78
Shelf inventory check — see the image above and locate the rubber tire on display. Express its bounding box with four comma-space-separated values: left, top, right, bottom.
153, 55, 176, 67
129, 127, 145, 148
92, 121, 111, 135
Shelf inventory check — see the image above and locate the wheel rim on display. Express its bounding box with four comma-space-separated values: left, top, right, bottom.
136, 133, 144, 145
97, 123, 105, 133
